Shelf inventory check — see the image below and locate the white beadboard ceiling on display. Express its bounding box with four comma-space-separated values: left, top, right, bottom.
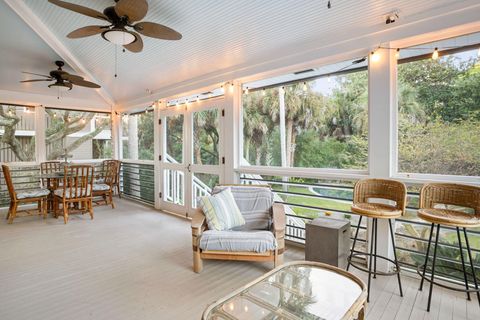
2, 0, 480, 109
0, 0, 108, 108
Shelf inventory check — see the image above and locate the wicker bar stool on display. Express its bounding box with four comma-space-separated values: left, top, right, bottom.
347, 178, 407, 302
417, 183, 480, 311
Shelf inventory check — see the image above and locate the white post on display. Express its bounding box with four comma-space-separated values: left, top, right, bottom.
368, 45, 397, 272
154, 101, 161, 209
35, 105, 46, 163
224, 81, 241, 184
111, 110, 120, 160
279, 87, 287, 168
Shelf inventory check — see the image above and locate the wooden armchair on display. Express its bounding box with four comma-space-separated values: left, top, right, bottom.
191, 185, 286, 273
2, 165, 49, 224
53, 165, 94, 224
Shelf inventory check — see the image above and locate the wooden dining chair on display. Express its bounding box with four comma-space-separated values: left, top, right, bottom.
101, 160, 121, 198
2, 165, 50, 224
92, 160, 117, 208
53, 165, 94, 224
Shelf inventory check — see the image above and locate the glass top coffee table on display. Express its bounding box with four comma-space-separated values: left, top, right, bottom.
202, 261, 367, 320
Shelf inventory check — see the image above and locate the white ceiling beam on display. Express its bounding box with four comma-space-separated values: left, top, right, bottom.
3, 0, 115, 107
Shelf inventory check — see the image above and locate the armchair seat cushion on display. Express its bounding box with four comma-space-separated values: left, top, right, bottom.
16, 188, 50, 199
92, 183, 111, 191
199, 230, 277, 253
54, 187, 91, 199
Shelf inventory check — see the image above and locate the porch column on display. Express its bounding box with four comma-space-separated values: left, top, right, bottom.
111, 110, 121, 160
223, 81, 241, 184
368, 45, 397, 272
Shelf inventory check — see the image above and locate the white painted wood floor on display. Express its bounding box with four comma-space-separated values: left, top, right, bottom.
0, 199, 478, 320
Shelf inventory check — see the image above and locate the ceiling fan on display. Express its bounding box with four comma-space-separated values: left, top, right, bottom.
20, 60, 101, 91
48, 0, 182, 53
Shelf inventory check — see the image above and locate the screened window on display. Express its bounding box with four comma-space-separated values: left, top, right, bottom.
397, 45, 480, 176
45, 108, 112, 161
121, 110, 154, 161
242, 59, 368, 169
0, 104, 36, 162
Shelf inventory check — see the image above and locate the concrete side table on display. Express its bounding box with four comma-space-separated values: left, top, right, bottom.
305, 217, 351, 268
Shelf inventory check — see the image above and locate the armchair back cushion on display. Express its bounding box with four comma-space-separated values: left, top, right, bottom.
199, 188, 245, 231
213, 185, 274, 230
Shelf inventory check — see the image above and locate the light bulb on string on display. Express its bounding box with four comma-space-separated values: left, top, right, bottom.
432, 47, 439, 60
262, 88, 266, 96
196, 96, 200, 102
370, 50, 380, 62
395, 48, 400, 59
303, 82, 307, 92
244, 87, 249, 95
327, 75, 331, 83
229, 83, 234, 93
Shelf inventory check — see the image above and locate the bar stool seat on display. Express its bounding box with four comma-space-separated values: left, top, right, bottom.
347, 178, 407, 303
418, 208, 480, 228
352, 203, 402, 218
417, 183, 480, 312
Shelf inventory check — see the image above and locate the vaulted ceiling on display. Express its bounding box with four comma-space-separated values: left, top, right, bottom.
1, 0, 480, 110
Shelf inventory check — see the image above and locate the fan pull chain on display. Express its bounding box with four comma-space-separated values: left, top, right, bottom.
114, 45, 118, 78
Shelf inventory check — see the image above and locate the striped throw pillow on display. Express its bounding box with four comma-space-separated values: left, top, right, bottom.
199, 188, 245, 231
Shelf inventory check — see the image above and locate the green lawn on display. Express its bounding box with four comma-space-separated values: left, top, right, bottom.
272, 185, 351, 219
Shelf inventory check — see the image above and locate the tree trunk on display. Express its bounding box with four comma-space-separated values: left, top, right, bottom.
290, 130, 297, 166
255, 147, 262, 166
285, 119, 294, 167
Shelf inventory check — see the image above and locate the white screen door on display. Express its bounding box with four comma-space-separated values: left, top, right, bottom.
159, 97, 225, 216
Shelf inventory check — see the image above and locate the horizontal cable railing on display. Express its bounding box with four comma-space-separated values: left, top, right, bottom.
240, 174, 480, 283
120, 162, 155, 206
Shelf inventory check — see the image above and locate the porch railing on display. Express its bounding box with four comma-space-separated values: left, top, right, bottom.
239, 174, 480, 284
120, 162, 155, 205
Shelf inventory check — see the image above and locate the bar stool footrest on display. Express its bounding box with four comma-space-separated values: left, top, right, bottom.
417, 264, 480, 293
348, 253, 401, 277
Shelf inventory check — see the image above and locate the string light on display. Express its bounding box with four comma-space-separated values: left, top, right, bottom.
229, 83, 234, 93
303, 82, 307, 92
432, 47, 439, 60
370, 50, 380, 62
477, 47, 480, 57
81, 118, 86, 124
395, 48, 400, 59
327, 75, 331, 82
262, 88, 266, 96
244, 87, 249, 95
220, 85, 224, 94
176, 101, 179, 106
196, 96, 200, 102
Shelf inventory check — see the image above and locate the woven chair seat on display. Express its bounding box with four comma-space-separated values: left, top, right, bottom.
351, 202, 402, 219
418, 208, 480, 228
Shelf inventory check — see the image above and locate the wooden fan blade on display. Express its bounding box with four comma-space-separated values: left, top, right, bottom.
69, 79, 101, 88
21, 71, 51, 78
20, 79, 52, 83
48, 0, 108, 21
123, 33, 143, 53
134, 22, 182, 40
61, 73, 84, 82
115, 0, 148, 22
67, 25, 107, 39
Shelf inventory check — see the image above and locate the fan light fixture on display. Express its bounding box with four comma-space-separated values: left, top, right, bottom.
102, 29, 136, 45
48, 82, 71, 91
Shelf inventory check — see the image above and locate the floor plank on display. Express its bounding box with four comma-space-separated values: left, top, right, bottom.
0, 199, 478, 320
